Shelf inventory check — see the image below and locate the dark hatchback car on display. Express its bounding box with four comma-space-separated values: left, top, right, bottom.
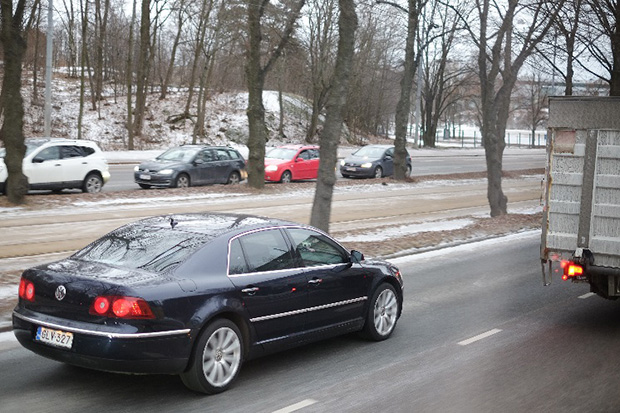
13, 213, 403, 394
134, 145, 247, 189
340, 144, 412, 179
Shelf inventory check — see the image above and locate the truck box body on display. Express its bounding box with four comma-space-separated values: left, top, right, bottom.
541, 97, 620, 297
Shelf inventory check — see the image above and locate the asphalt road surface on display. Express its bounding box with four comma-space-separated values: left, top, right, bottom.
103, 151, 546, 192
2, 233, 619, 412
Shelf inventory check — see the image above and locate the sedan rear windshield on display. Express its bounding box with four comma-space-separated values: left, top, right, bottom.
72, 226, 211, 273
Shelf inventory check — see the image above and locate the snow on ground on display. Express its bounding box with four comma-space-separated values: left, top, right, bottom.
390, 230, 540, 267
0, 285, 15, 301
339, 219, 475, 242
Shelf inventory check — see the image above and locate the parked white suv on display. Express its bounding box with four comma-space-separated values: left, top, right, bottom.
0, 138, 110, 194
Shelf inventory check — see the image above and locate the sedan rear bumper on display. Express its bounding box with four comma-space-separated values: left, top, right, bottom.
13, 310, 192, 374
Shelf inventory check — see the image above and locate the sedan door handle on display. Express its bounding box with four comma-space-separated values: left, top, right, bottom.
241, 287, 259, 295
308, 278, 323, 285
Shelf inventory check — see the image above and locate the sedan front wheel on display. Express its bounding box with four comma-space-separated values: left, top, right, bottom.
174, 174, 190, 188
181, 319, 244, 394
361, 283, 400, 341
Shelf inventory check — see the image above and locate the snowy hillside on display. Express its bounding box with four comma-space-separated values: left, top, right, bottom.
21, 73, 343, 151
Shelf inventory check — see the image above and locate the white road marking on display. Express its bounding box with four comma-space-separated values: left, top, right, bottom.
458, 328, 502, 346
578, 292, 596, 299
272, 399, 318, 413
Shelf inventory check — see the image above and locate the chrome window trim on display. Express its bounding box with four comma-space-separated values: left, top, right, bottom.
13, 312, 191, 339
249, 297, 367, 323
226, 225, 350, 277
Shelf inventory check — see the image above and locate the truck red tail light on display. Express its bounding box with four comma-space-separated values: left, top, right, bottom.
89, 296, 155, 319
19, 278, 35, 302
562, 262, 584, 281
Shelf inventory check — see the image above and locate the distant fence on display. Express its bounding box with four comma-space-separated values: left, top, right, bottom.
427, 128, 547, 149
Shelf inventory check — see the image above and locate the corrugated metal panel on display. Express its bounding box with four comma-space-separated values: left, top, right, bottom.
544, 129, 586, 259
589, 131, 620, 267
543, 129, 620, 268
548, 97, 620, 129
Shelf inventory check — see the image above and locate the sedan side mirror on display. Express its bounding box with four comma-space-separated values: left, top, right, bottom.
32, 157, 45, 163
193, 159, 205, 165
350, 250, 364, 264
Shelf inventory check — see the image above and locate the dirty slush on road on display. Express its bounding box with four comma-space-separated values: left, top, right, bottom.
0, 170, 544, 330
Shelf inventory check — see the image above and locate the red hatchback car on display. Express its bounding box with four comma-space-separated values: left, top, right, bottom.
264, 145, 320, 183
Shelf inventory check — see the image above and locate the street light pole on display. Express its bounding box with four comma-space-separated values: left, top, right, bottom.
44, 0, 54, 137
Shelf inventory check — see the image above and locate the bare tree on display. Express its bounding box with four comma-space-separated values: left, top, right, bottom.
0, 0, 40, 204
377, 0, 424, 180
303, 0, 338, 143
245, 0, 306, 189
126, 0, 137, 149
159, 0, 187, 100
455, 0, 564, 216
132, 0, 151, 140
583, 0, 620, 95
310, 0, 357, 233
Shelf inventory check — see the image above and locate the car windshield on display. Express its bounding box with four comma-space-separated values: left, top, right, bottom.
352, 146, 388, 158
266, 148, 297, 160
156, 147, 200, 163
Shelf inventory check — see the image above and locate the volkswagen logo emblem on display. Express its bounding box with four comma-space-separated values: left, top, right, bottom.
55, 285, 67, 301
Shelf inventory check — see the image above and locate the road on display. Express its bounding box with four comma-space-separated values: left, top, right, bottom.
104, 150, 546, 192
2, 233, 619, 412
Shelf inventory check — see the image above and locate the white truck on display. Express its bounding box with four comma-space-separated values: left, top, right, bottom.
541, 97, 620, 299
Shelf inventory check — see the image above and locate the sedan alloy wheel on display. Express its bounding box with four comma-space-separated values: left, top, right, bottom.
181, 318, 243, 394
362, 283, 399, 341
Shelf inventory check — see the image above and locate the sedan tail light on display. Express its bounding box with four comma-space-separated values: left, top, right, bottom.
18, 278, 35, 302
89, 296, 155, 319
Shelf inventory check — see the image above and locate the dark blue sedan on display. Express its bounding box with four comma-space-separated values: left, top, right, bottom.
12, 213, 403, 394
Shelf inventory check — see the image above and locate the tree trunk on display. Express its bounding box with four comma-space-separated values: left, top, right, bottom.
244, 0, 306, 189
310, 0, 357, 233
133, 0, 150, 140
611, 24, 620, 96
160, 6, 184, 100
393, 0, 418, 180
126, 0, 137, 149
0, 0, 30, 204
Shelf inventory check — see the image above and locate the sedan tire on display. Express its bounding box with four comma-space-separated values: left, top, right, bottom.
361, 283, 399, 341
181, 318, 244, 394
280, 170, 292, 183
374, 166, 383, 179
82, 173, 103, 193
227, 171, 241, 185
174, 173, 190, 188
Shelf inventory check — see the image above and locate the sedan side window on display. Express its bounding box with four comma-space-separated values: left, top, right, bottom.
287, 228, 348, 267
232, 229, 296, 274
228, 239, 248, 275
298, 150, 310, 160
